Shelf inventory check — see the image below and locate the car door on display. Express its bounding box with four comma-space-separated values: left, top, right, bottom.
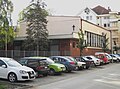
27, 59, 39, 72
0, 60, 8, 79
59, 58, 67, 66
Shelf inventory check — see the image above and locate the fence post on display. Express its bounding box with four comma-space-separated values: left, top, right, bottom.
24, 50, 25, 57
11, 50, 13, 58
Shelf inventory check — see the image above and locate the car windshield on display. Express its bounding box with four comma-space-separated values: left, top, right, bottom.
4, 58, 22, 67
82, 57, 89, 60
65, 56, 75, 61
114, 54, 119, 57
105, 54, 112, 59
46, 58, 55, 64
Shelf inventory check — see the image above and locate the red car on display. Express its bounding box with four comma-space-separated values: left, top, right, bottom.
95, 54, 109, 64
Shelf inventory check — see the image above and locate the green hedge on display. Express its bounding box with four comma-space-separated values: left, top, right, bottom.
0, 84, 6, 89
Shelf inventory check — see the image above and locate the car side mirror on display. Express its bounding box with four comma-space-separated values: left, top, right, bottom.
2, 65, 7, 68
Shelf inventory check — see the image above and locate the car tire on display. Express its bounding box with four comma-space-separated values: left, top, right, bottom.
86, 66, 89, 69
8, 73, 17, 82
49, 69, 55, 75
78, 66, 83, 70
67, 70, 72, 72
43, 73, 48, 77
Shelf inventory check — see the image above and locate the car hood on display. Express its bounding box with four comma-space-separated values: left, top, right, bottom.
78, 62, 86, 65
15, 66, 34, 71
50, 63, 65, 67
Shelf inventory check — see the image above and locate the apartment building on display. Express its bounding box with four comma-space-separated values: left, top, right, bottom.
77, 5, 120, 53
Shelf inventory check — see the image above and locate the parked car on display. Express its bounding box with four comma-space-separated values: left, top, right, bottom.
18, 57, 49, 77
117, 54, 120, 56
85, 56, 101, 66
74, 56, 94, 69
95, 54, 109, 64
65, 56, 86, 70
50, 56, 78, 72
0, 57, 36, 82
95, 52, 112, 63
110, 54, 120, 62
42, 57, 66, 75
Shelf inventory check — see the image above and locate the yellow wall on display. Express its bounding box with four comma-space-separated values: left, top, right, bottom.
82, 20, 111, 49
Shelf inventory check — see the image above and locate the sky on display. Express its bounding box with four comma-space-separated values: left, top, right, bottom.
11, 0, 120, 25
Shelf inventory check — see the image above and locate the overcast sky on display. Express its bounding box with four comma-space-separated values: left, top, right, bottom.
11, 0, 120, 25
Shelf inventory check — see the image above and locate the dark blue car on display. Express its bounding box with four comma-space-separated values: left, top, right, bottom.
50, 56, 77, 72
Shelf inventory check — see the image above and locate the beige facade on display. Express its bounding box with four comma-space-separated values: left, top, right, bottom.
82, 20, 111, 49
16, 16, 81, 40
109, 12, 120, 53
16, 16, 111, 55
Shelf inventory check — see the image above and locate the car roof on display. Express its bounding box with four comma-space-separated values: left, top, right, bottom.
20, 57, 48, 60
50, 56, 72, 61
0, 57, 12, 60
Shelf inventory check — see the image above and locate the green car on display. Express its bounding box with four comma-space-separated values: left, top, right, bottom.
34, 57, 66, 75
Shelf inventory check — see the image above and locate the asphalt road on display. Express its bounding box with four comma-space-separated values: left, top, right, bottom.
1, 63, 120, 89
29, 63, 120, 89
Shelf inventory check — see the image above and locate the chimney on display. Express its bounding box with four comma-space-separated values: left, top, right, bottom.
108, 7, 111, 12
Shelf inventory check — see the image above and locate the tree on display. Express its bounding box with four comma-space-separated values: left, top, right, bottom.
0, 0, 15, 51
77, 29, 87, 56
113, 46, 120, 53
102, 34, 109, 52
19, 0, 49, 55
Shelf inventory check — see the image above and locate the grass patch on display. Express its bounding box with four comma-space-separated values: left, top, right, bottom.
0, 84, 6, 89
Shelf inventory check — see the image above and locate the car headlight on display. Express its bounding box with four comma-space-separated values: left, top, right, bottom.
20, 70, 27, 74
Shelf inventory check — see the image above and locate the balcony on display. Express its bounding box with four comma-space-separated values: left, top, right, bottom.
110, 18, 119, 22
109, 26, 119, 31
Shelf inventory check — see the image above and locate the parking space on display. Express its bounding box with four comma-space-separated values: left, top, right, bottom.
0, 63, 116, 89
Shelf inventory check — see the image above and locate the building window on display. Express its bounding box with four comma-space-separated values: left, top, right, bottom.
72, 42, 76, 48
90, 16, 92, 20
86, 16, 89, 20
104, 17, 107, 19
104, 24, 107, 27
108, 23, 110, 27
90, 33, 91, 46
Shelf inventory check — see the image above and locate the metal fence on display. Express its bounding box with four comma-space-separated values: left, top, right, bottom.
0, 50, 71, 60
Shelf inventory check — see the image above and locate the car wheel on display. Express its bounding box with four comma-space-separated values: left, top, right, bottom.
43, 73, 48, 77
8, 73, 17, 82
67, 70, 72, 72
86, 66, 89, 69
49, 69, 55, 75
78, 66, 83, 70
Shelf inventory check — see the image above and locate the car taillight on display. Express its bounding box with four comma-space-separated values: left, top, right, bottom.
70, 61, 75, 64
36, 66, 43, 70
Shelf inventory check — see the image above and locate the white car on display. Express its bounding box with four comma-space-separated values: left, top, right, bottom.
77, 61, 86, 69
85, 56, 101, 66
110, 54, 120, 62
0, 57, 36, 82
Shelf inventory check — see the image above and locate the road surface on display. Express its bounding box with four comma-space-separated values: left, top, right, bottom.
30, 63, 120, 89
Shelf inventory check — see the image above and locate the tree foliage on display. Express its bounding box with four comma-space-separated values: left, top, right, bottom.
77, 29, 87, 56
19, 0, 49, 51
0, 0, 15, 49
102, 34, 109, 52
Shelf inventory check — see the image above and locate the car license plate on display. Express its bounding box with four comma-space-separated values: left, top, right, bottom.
83, 66, 86, 69
62, 68, 65, 71
30, 74, 35, 77
76, 66, 78, 70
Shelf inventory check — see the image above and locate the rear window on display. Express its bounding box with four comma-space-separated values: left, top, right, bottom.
28, 60, 39, 67
19, 59, 27, 65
